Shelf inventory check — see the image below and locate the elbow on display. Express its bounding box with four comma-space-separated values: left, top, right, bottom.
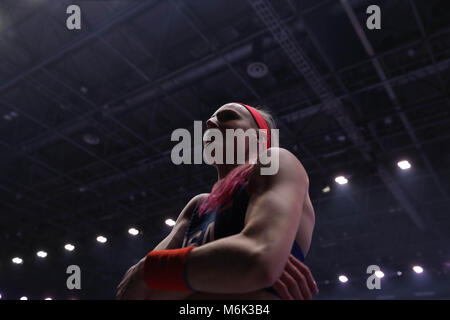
250, 247, 284, 288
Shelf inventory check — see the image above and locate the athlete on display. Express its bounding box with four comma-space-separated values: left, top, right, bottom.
117, 102, 318, 300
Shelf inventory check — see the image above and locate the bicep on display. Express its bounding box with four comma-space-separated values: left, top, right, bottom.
242, 151, 309, 269
243, 181, 305, 255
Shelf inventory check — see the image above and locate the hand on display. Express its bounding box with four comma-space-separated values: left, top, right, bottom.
272, 254, 319, 300
116, 257, 150, 300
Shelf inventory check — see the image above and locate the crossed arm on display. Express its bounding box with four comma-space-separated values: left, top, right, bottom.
117, 148, 314, 299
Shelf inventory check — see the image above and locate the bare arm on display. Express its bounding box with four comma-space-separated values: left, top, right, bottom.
185, 148, 310, 293
116, 193, 207, 300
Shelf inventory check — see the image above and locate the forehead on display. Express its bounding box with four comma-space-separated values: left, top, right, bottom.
213, 103, 249, 117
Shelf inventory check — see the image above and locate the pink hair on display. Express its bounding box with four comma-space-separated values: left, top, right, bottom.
197, 164, 254, 216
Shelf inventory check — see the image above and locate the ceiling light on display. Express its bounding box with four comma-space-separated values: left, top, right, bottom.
165, 219, 176, 227
335, 176, 348, 185
12, 257, 23, 264
96, 236, 107, 243
413, 265, 423, 274
338, 275, 348, 283
397, 160, 411, 170
64, 244, 75, 251
36, 251, 47, 258
128, 228, 139, 236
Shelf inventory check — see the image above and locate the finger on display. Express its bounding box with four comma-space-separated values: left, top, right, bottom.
280, 270, 304, 300
290, 255, 319, 294
272, 279, 294, 300
285, 260, 311, 300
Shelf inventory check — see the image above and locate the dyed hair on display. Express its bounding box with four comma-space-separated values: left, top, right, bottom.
197, 105, 276, 216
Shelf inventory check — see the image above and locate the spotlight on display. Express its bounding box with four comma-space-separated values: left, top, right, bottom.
375, 270, 384, 278
44, 297, 52, 300
413, 265, 424, 274
338, 275, 348, 283
397, 160, 411, 170
165, 219, 176, 227
128, 228, 139, 236
322, 186, 331, 193
64, 244, 75, 251
20, 296, 28, 300
335, 176, 348, 185
0, 293, 2, 299
36, 251, 47, 258
96, 236, 107, 243
397, 271, 402, 276
12, 257, 23, 264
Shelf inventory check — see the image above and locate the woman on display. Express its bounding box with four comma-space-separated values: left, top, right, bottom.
117, 102, 318, 300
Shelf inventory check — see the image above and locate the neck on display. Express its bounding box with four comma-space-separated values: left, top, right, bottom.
216, 163, 239, 180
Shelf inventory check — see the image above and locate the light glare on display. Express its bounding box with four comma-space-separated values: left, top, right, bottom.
335, 176, 348, 185
397, 160, 411, 170
128, 228, 139, 236
338, 275, 348, 283
375, 270, 384, 278
96, 236, 107, 243
165, 219, 176, 227
413, 265, 424, 274
64, 244, 75, 251
36, 251, 47, 258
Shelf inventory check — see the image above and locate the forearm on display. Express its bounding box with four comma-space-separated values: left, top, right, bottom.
145, 235, 194, 300
185, 234, 271, 294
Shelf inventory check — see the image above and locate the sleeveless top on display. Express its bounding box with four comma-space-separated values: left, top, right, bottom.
182, 182, 305, 298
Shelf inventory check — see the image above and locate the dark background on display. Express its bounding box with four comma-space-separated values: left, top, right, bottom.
0, 0, 449, 300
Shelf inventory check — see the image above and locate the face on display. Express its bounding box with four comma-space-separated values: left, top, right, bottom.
206, 103, 256, 134
204, 103, 262, 165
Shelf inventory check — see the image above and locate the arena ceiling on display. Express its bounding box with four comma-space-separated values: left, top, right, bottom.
0, 0, 449, 299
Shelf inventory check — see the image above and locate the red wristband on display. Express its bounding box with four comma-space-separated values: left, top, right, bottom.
143, 246, 196, 292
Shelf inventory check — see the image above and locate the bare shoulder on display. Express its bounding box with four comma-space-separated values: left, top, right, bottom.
175, 193, 210, 223
250, 147, 309, 192
275, 147, 307, 175
192, 193, 209, 207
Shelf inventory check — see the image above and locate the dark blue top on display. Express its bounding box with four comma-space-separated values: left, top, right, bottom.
182, 182, 305, 298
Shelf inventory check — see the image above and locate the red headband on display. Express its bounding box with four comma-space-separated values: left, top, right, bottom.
234, 103, 271, 149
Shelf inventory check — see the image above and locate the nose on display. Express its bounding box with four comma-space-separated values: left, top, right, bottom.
206, 117, 218, 129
